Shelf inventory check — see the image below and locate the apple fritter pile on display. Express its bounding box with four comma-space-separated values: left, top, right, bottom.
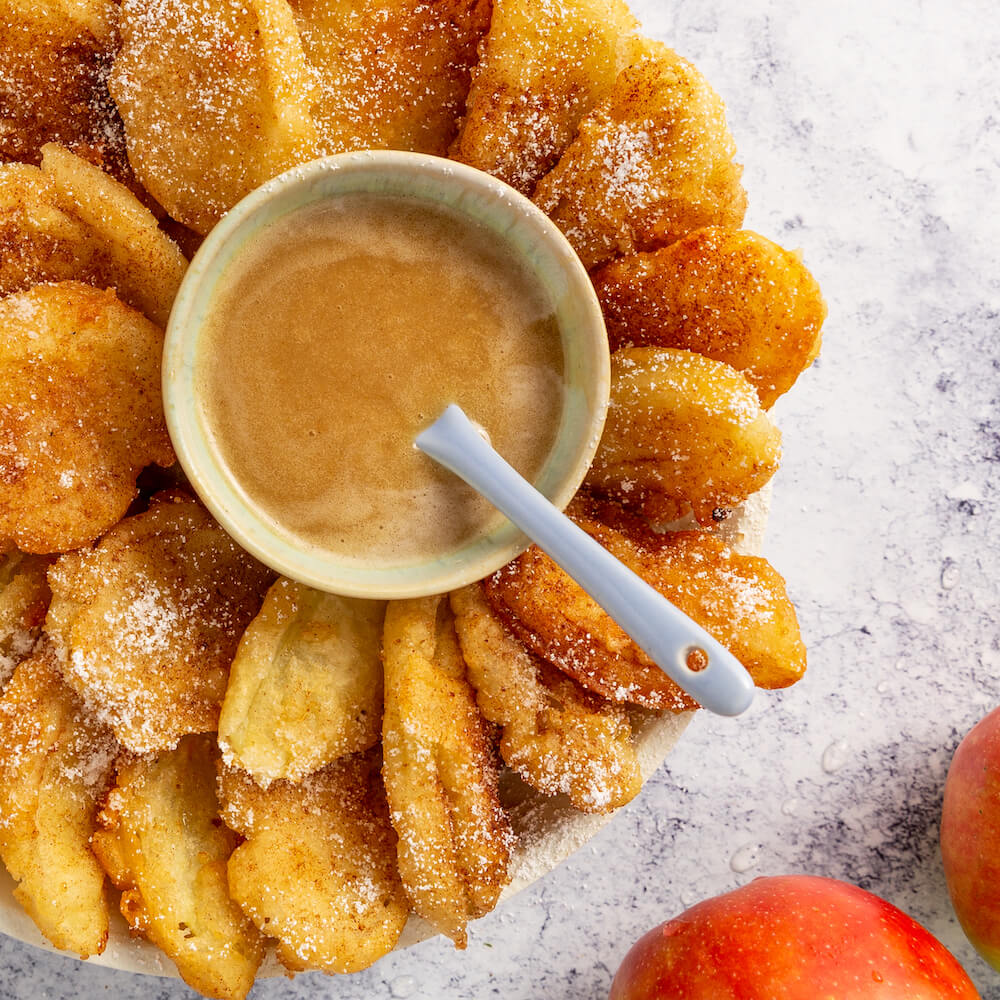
0, 0, 825, 995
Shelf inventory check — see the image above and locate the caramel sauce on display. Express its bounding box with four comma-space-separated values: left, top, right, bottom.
197, 194, 564, 564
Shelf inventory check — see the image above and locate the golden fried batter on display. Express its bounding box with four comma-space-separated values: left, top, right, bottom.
219, 578, 385, 784
111, 0, 319, 234
382, 595, 512, 946
293, 0, 491, 157
485, 497, 807, 708
0, 162, 107, 299
0, 150, 186, 326
220, 753, 409, 975
451, 584, 641, 813
591, 228, 827, 408
533, 38, 746, 269
0, 282, 175, 554
587, 347, 782, 525
40, 143, 188, 327
0, 550, 51, 689
46, 493, 273, 752
0, 644, 118, 958
0, 0, 129, 176
450, 0, 637, 194
92, 734, 264, 1000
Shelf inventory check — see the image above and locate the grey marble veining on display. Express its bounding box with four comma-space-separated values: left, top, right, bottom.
3, 0, 1000, 997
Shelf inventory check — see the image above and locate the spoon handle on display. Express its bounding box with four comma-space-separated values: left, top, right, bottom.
415, 405, 755, 717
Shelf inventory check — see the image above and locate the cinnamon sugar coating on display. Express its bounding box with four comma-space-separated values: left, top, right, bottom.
0, 644, 118, 958
0, 282, 175, 554
46, 493, 273, 752
219, 578, 385, 784
451, 583, 642, 813
295, 0, 491, 156
0, 550, 51, 690
0, 0, 131, 178
587, 346, 782, 525
111, 0, 319, 234
451, 0, 637, 194
485, 496, 807, 709
382, 595, 513, 946
592, 228, 827, 408
533, 38, 746, 269
220, 752, 410, 975
93, 734, 265, 1000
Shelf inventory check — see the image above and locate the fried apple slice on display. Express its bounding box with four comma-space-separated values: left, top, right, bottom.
46, 492, 273, 752
219, 578, 385, 784
586, 347, 781, 525
0, 282, 175, 554
451, 0, 637, 194
533, 38, 746, 269
40, 143, 188, 327
0, 0, 128, 175
292, 0, 491, 156
485, 496, 807, 708
382, 595, 512, 946
220, 753, 409, 975
591, 228, 827, 408
111, 0, 319, 234
0, 644, 118, 958
0, 550, 50, 689
0, 162, 108, 298
450, 584, 641, 813
92, 734, 264, 1000
0, 151, 186, 326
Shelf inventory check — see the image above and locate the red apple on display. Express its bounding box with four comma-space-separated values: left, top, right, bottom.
608, 875, 979, 999
941, 705, 1000, 970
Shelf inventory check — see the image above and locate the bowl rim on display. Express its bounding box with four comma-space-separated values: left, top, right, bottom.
162, 150, 610, 599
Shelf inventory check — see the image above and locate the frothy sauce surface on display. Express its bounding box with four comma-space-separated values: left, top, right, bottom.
197, 194, 564, 564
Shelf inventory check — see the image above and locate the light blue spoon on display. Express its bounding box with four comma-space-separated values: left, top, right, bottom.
416, 404, 755, 717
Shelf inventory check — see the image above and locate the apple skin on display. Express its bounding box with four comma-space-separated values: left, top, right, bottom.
608, 875, 979, 999
941, 706, 1000, 971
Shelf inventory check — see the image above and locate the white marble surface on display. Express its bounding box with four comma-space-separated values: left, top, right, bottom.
4, 0, 1000, 997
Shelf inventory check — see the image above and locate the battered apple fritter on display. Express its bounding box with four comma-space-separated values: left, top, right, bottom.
485, 497, 807, 709
111, 0, 319, 234
591, 228, 827, 408
220, 752, 409, 975
92, 734, 264, 1000
533, 38, 746, 269
0, 550, 51, 690
586, 347, 782, 525
450, 0, 637, 194
46, 493, 273, 753
40, 143, 187, 327
0, 149, 186, 327
382, 596, 512, 946
293, 0, 491, 157
0, 644, 118, 958
219, 578, 385, 784
451, 584, 642, 813
0, 282, 175, 554
0, 0, 129, 176
0, 162, 104, 298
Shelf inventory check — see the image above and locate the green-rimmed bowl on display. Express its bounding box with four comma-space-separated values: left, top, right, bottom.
163, 151, 610, 598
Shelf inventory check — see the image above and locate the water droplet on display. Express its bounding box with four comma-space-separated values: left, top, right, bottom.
680, 889, 698, 907
822, 740, 849, 774
391, 975, 417, 998
780, 798, 799, 816
730, 843, 760, 873
876, 680, 889, 694
940, 559, 959, 590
